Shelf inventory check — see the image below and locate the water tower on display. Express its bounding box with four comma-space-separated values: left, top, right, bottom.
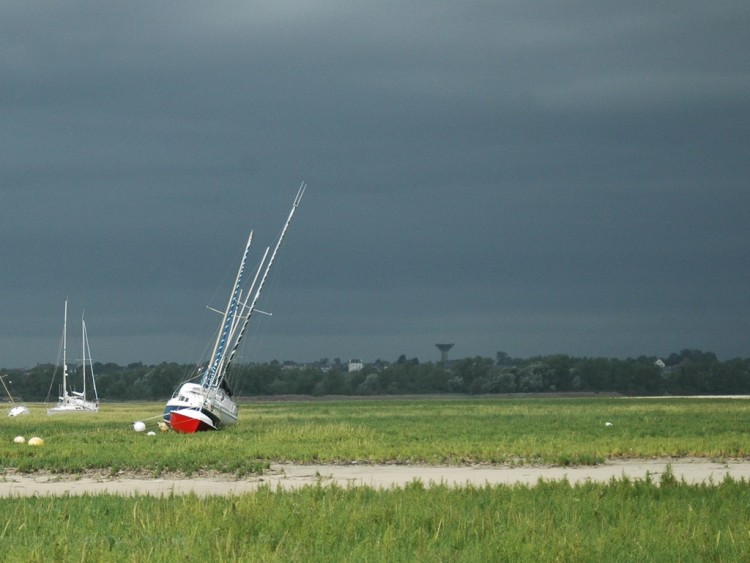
435, 343, 454, 365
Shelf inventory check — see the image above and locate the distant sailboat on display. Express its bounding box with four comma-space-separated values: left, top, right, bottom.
47, 300, 100, 414
163, 184, 306, 433
1, 374, 30, 417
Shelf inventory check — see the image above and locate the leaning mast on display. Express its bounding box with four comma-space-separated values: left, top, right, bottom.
217, 182, 307, 382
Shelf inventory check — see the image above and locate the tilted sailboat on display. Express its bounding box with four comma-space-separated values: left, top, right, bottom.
163, 184, 306, 433
47, 300, 100, 414
1, 374, 30, 417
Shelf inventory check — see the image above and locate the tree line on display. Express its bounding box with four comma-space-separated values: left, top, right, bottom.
3, 349, 749, 403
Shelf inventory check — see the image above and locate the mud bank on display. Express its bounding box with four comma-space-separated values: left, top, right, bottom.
2, 459, 749, 497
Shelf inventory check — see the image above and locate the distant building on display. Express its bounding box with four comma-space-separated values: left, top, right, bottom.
435, 343, 454, 365
348, 359, 364, 373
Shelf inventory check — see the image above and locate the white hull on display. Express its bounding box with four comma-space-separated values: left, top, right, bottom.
164, 382, 238, 428
47, 394, 99, 415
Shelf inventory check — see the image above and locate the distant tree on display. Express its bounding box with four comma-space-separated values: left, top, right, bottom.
348, 369, 368, 393
267, 377, 291, 395
357, 373, 380, 394
495, 351, 514, 366
468, 376, 488, 394
446, 375, 465, 392
517, 362, 547, 392
148, 363, 189, 398
291, 367, 321, 395
314, 370, 349, 395
453, 357, 494, 389
9, 348, 744, 400
491, 369, 518, 393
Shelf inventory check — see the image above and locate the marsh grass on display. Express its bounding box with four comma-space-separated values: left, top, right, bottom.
3, 398, 750, 561
2, 397, 750, 474
239, 397, 750, 465
2, 471, 750, 561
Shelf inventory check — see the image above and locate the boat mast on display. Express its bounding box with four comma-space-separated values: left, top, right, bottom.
200, 231, 254, 388
81, 312, 87, 398
83, 317, 99, 402
219, 182, 306, 379
62, 299, 68, 400
204, 247, 269, 391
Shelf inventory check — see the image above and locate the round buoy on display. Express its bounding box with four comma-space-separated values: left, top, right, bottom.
13, 436, 25, 444
28, 437, 44, 446
133, 421, 146, 432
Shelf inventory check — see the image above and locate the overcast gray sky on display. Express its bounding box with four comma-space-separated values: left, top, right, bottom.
2, 1, 748, 368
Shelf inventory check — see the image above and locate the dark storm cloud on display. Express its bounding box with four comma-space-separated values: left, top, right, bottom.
1, 1, 748, 367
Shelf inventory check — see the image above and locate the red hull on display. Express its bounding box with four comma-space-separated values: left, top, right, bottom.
170, 409, 216, 433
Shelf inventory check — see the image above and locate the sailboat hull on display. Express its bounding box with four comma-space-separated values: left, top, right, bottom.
47, 401, 98, 415
48, 392, 98, 414
164, 382, 238, 432
170, 408, 217, 433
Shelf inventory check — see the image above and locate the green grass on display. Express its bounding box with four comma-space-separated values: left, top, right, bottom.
2, 470, 750, 561
3, 397, 750, 562
2, 397, 750, 474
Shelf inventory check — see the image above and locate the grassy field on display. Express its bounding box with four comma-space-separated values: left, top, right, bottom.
2, 397, 749, 473
3, 470, 750, 561
2, 397, 750, 561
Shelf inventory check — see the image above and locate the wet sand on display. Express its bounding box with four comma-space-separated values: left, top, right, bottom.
2, 459, 749, 497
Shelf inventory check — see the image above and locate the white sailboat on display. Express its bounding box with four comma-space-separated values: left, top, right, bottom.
1, 374, 30, 416
164, 183, 306, 433
47, 300, 100, 415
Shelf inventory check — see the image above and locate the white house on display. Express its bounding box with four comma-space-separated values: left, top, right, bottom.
348, 359, 364, 372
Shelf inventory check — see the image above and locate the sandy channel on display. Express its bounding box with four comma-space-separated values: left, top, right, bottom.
2, 459, 750, 497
